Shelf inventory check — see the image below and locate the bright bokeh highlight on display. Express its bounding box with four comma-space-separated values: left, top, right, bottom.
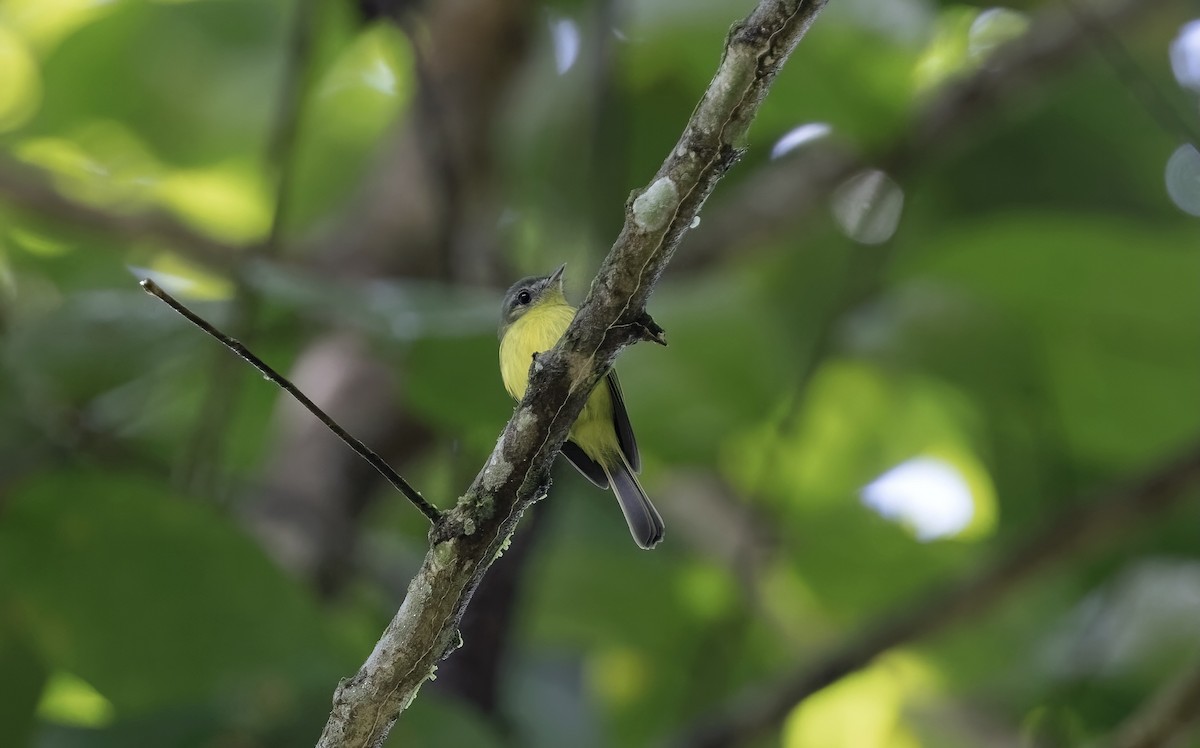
967, 8, 1030, 62
831, 169, 904, 245
155, 163, 272, 245
912, 8, 976, 92
0, 24, 41, 133
771, 123, 832, 160
315, 25, 412, 144
1170, 19, 1200, 93
914, 7, 1027, 93
17, 123, 161, 208
1165, 143, 1200, 217
140, 253, 234, 301
550, 17, 581, 75
0, 0, 118, 54
862, 456, 976, 541
37, 671, 115, 728
783, 654, 931, 748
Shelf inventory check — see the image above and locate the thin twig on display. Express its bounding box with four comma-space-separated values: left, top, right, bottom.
243, 0, 535, 601
182, 0, 322, 495
1064, 0, 1200, 149
314, 2, 832, 746
139, 279, 441, 524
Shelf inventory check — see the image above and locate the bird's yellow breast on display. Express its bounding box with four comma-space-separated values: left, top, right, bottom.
499, 301, 619, 461
499, 302, 574, 401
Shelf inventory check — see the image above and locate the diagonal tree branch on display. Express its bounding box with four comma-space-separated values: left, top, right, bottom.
0, 0, 1168, 289
139, 279, 442, 523
661, 442, 1200, 748
244, 0, 537, 607
1108, 655, 1200, 748
314, 1, 832, 746
673, 0, 1174, 274
0, 157, 241, 270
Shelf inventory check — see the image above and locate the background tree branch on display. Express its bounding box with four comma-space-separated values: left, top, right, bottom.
0, 157, 240, 270
180, 0, 321, 498
673, 0, 1174, 274
1109, 655, 1200, 748
314, 1, 832, 745
662, 442, 1200, 748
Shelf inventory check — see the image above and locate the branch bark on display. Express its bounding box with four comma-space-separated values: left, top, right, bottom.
314, 1, 832, 745
1108, 656, 1200, 748
249, 0, 536, 603
661, 442, 1200, 748
428, 499, 552, 717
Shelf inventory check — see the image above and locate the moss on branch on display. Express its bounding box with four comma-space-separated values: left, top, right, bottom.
315, 2, 830, 746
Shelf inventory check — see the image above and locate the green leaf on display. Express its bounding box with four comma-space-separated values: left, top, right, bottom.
0, 614, 48, 747
405, 331, 514, 452
0, 467, 344, 715
623, 273, 804, 463
387, 695, 505, 747
902, 213, 1200, 466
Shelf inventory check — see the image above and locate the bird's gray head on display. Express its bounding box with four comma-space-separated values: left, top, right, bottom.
498, 264, 567, 338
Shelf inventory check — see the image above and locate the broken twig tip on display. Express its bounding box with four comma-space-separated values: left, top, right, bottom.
636, 313, 668, 346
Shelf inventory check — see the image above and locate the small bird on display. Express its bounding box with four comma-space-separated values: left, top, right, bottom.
498, 265, 664, 549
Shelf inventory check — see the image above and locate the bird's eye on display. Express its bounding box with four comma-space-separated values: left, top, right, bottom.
516, 290, 532, 305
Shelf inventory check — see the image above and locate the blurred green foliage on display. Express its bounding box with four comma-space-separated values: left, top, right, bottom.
2, 0, 1200, 746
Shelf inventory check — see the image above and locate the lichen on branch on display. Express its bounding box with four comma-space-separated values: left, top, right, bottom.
316, 2, 831, 746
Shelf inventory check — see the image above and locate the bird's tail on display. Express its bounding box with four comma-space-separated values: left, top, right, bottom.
605, 454, 664, 550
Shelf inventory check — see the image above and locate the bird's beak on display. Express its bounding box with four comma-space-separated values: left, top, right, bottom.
548, 263, 566, 289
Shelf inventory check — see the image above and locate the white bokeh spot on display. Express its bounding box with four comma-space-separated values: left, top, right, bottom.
831, 169, 905, 245
550, 18, 581, 75
770, 122, 832, 160
1170, 19, 1200, 93
1165, 143, 1200, 217
861, 457, 975, 541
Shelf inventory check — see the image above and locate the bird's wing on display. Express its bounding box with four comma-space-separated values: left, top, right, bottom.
606, 371, 641, 472
562, 440, 609, 488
